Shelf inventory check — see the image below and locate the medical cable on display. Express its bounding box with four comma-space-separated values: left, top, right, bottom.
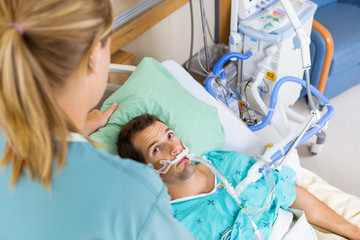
220, 226, 233, 240
187, 154, 267, 240
199, 0, 210, 71
190, 0, 215, 74
213, 77, 238, 108
243, 79, 259, 126
233, 155, 276, 213
201, 0, 215, 45
244, 80, 251, 117
304, 68, 316, 111
213, 72, 269, 103
244, 78, 273, 127
198, 51, 211, 75
188, 154, 240, 204
187, 0, 194, 72
258, 79, 270, 95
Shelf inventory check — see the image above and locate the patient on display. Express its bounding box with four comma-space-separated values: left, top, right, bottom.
118, 114, 360, 240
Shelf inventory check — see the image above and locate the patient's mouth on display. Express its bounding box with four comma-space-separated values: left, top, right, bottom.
176, 156, 188, 166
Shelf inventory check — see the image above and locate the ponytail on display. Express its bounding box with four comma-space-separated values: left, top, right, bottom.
0, 0, 113, 188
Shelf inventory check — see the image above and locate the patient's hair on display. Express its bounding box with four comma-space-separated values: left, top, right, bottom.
118, 114, 163, 164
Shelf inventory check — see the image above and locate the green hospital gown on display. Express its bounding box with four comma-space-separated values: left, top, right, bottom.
171, 150, 296, 240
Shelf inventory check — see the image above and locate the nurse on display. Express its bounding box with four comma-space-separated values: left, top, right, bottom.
0, 0, 195, 239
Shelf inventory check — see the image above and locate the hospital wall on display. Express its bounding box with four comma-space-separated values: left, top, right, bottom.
121, 1, 215, 66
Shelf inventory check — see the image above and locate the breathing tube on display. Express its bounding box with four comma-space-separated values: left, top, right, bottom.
213, 51, 253, 79
205, 51, 253, 102
248, 76, 334, 162
153, 143, 189, 178
187, 153, 274, 240
232, 155, 276, 214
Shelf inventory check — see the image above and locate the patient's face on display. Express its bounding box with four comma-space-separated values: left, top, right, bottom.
131, 121, 196, 183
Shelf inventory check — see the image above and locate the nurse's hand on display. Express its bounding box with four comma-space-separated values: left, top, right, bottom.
83, 102, 118, 135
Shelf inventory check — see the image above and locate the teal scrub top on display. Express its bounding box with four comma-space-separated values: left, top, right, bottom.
0, 132, 195, 240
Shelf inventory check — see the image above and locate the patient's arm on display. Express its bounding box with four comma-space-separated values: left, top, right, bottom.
291, 185, 360, 240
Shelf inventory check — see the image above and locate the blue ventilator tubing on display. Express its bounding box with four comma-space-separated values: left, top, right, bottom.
205, 52, 335, 165
250, 76, 335, 163
213, 51, 253, 78
205, 51, 253, 101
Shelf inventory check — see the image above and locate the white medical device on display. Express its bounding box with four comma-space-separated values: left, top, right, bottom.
228, 0, 317, 143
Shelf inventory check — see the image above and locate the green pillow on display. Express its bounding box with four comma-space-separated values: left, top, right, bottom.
90, 57, 225, 156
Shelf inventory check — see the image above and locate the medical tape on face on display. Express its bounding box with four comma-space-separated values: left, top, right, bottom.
153, 141, 189, 177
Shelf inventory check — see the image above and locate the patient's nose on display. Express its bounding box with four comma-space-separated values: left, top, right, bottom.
169, 142, 182, 156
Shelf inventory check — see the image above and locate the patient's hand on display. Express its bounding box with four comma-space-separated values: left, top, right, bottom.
83, 103, 118, 135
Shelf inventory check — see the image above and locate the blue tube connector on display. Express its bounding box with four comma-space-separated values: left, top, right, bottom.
205, 51, 252, 101
212, 51, 253, 79
247, 76, 334, 161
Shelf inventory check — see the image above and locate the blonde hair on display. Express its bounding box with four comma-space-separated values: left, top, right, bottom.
0, 0, 113, 188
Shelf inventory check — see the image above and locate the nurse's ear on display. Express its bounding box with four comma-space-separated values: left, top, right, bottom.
87, 41, 102, 73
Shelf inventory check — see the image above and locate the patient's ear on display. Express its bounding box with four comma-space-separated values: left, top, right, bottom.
87, 41, 102, 73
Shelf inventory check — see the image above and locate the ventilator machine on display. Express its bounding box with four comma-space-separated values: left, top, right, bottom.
205, 0, 333, 158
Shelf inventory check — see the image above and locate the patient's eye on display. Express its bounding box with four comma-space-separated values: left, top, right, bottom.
168, 132, 174, 139
153, 146, 160, 154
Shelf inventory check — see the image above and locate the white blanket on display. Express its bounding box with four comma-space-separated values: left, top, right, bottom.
269, 166, 360, 240
301, 168, 360, 240
270, 209, 318, 240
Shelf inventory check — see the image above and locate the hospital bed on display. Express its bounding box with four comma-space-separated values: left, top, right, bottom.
91, 57, 360, 239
